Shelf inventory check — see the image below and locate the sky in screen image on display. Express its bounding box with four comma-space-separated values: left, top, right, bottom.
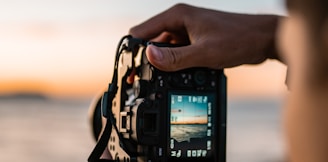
170, 95, 209, 125
0, 0, 287, 99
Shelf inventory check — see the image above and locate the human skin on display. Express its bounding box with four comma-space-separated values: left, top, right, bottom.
278, 8, 328, 162
129, 3, 282, 71
129, 3, 328, 162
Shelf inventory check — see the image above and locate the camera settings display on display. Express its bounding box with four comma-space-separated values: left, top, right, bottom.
168, 92, 215, 159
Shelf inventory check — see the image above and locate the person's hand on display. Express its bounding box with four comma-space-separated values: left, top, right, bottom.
129, 3, 281, 71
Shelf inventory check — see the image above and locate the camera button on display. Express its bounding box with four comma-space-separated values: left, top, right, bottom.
155, 92, 163, 99
159, 80, 164, 87
183, 78, 189, 85
158, 147, 163, 157
188, 74, 192, 80
194, 71, 207, 85
211, 81, 216, 87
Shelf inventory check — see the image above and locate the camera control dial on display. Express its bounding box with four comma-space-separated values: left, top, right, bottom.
133, 80, 150, 99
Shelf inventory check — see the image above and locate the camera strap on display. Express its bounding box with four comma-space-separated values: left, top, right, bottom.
87, 118, 114, 162
87, 35, 130, 162
88, 35, 145, 162
87, 84, 116, 162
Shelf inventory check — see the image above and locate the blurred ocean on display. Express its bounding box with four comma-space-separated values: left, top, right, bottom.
0, 97, 285, 162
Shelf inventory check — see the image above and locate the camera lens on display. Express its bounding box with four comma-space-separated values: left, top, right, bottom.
194, 71, 207, 85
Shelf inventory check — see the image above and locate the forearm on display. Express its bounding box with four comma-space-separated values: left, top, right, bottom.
263, 15, 285, 63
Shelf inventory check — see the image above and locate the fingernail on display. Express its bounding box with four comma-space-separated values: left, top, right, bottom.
149, 45, 163, 61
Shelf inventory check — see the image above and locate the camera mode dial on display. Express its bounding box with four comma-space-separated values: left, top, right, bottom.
133, 80, 149, 99
194, 70, 207, 86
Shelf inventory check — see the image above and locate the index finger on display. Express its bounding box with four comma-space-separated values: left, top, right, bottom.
129, 3, 194, 40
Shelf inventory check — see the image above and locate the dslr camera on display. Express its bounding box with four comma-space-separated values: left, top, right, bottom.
88, 35, 226, 162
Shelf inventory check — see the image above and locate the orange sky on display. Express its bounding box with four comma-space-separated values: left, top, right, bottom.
0, 61, 288, 99
0, 1, 287, 99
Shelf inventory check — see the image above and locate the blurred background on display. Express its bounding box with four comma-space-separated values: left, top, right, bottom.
0, 0, 288, 162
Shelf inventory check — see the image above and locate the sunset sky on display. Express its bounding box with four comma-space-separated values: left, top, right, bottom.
0, 0, 287, 99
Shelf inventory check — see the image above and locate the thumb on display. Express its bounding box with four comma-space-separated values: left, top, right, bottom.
146, 45, 199, 71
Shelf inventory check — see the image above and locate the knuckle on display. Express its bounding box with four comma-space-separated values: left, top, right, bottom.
128, 27, 138, 36
170, 3, 192, 14
128, 26, 136, 33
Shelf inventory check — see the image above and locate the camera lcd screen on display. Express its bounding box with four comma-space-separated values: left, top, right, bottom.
168, 92, 215, 159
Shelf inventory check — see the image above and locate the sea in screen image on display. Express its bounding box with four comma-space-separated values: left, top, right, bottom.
170, 94, 211, 142
171, 124, 208, 142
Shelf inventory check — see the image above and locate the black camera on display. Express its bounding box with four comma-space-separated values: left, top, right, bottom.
88, 36, 226, 162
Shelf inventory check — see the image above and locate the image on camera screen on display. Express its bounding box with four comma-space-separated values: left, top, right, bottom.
169, 93, 214, 158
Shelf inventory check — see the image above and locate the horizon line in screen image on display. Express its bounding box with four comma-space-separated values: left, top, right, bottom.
170, 95, 208, 124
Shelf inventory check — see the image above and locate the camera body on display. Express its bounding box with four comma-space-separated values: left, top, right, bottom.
90, 37, 226, 162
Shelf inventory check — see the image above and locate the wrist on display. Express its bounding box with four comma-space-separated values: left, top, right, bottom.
265, 15, 285, 63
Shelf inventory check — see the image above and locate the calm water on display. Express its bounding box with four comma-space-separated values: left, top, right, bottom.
0, 97, 285, 162
171, 124, 207, 142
